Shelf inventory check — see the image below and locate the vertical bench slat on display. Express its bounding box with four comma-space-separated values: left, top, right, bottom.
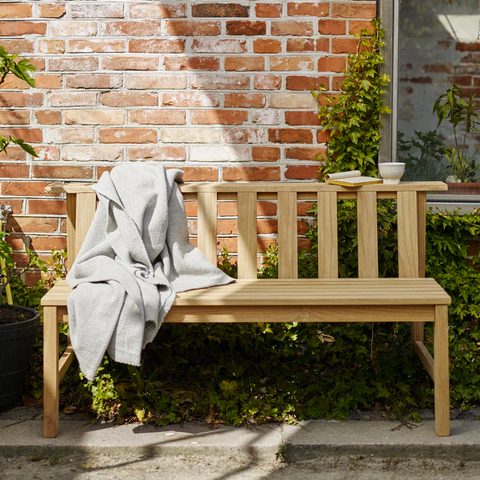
198, 192, 218, 265
237, 192, 258, 279
397, 191, 419, 278
412, 191, 427, 349
74, 192, 96, 265
357, 192, 379, 278
318, 191, 338, 278
66, 193, 77, 270
278, 191, 298, 279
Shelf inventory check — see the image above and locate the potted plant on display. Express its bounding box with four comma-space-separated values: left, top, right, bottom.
433, 85, 480, 193
0, 45, 41, 407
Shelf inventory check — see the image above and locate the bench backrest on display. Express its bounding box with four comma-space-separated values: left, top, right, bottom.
46, 181, 447, 280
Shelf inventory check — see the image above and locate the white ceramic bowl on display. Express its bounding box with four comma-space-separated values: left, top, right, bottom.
378, 162, 405, 185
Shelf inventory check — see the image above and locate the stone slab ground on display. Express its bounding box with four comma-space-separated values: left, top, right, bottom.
1, 406, 480, 478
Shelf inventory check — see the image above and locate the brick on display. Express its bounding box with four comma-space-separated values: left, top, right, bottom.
285, 111, 321, 126
0, 128, 42, 143
332, 75, 345, 91
65, 110, 125, 125
286, 38, 315, 52
29, 200, 66, 215
0, 3, 32, 18
162, 92, 220, 107
424, 64, 453, 74
71, 4, 124, 18
35, 145, 60, 162
317, 129, 331, 143
164, 57, 220, 71
225, 93, 265, 108
191, 110, 248, 125
129, 39, 185, 53
127, 75, 186, 90
161, 128, 220, 144
102, 56, 158, 71
49, 57, 98, 71
252, 146, 280, 162
35, 110, 62, 125
1, 181, 51, 196
225, 57, 264, 71
191, 74, 250, 90
285, 165, 319, 179
254, 75, 281, 90
318, 19, 346, 35
50, 21, 97, 37
29, 236, 67, 252
30, 58, 45, 72
9, 217, 59, 234
254, 39, 282, 53
332, 38, 357, 54
270, 57, 314, 71
130, 4, 186, 18
286, 75, 329, 90
35, 75, 62, 89
69, 39, 126, 53
181, 167, 218, 182
0, 75, 33, 90
0, 22, 46, 36
268, 128, 313, 143
332, 4, 377, 19
226, 21, 266, 35
0, 39, 33, 53
0, 3, 31, 18
457, 43, 480, 52
190, 145, 249, 161
0, 111, 29, 125
39, 4, 66, 18
0, 145, 25, 161
63, 145, 123, 162
38, 39, 65, 54
129, 110, 186, 125
0, 93, 43, 108
349, 20, 374, 35
97, 166, 114, 178
288, 3, 329, 16
255, 3, 282, 17
271, 21, 313, 36
192, 4, 249, 17
285, 147, 325, 160
99, 128, 156, 144
252, 109, 281, 124
165, 21, 220, 36
316, 38, 329, 52
318, 57, 346, 72
66, 74, 123, 89
221, 128, 264, 144
192, 38, 246, 53
223, 167, 280, 181
100, 92, 157, 107
49, 91, 97, 107
0, 164, 29, 178
44, 128, 94, 144
102, 20, 162, 36
128, 146, 186, 161
33, 165, 93, 179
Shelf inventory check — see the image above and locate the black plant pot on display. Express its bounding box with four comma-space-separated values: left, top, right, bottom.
0, 305, 41, 408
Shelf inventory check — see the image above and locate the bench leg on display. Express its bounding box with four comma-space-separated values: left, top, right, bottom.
411, 322, 424, 353
43, 306, 59, 438
434, 305, 450, 437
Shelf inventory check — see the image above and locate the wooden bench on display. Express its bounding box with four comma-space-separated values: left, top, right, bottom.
41, 181, 451, 438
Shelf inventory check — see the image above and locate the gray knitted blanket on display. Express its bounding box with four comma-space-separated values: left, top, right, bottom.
66, 164, 233, 380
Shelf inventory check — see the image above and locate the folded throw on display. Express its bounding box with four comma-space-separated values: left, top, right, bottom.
67, 164, 234, 380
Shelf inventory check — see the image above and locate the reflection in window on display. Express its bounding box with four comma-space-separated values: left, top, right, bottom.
398, 0, 480, 192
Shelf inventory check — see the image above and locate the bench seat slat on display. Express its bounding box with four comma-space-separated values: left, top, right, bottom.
42, 279, 451, 307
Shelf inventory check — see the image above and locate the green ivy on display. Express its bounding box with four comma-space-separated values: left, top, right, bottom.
313, 19, 391, 179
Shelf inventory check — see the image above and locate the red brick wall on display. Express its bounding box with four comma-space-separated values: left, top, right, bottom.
0, 1, 376, 263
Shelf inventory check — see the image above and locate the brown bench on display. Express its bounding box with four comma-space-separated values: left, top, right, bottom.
41, 181, 451, 438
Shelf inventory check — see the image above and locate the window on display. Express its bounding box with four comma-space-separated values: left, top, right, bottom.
380, 0, 480, 202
